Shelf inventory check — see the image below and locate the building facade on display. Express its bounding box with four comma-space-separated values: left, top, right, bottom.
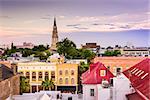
82, 62, 114, 100
16, 42, 34, 49
55, 63, 78, 93
94, 57, 146, 76
122, 48, 149, 57
18, 62, 56, 93
17, 62, 78, 93
0, 63, 20, 100
81, 43, 100, 55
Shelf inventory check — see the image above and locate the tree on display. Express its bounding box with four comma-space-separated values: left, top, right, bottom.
80, 49, 96, 61
41, 79, 54, 90
20, 76, 30, 94
79, 62, 89, 74
56, 38, 76, 57
104, 50, 121, 56
32, 45, 47, 52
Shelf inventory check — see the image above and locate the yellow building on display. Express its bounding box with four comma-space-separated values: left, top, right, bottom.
17, 62, 78, 93
55, 63, 78, 93
18, 62, 56, 92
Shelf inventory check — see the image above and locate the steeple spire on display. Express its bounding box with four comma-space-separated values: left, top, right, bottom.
54, 17, 56, 26
50, 17, 58, 51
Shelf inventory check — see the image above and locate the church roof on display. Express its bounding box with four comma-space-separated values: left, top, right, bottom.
123, 58, 150, 100
82, 62, 114, 84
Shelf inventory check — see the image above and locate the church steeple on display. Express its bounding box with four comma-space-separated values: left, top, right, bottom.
51, 17, 58, 51
54, 17, 56, 26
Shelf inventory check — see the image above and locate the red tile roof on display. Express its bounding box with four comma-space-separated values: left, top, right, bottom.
82, 62, 114, 84
123, 58, 150, 100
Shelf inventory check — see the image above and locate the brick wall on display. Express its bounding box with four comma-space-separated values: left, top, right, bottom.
0, 75, 20, 100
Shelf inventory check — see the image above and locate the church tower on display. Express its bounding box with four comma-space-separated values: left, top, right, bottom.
51, 17, 58, 51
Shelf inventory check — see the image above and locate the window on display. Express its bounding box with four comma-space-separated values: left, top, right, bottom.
38, 72, 42, 81
51, 71, 55, 81
107, 66, 110, 70
59, 70, 62, 75
20, 72, 23, 75
116, 68, 121, 73
32, 72, 36, 81
65, 70, 68, 75
90, 89, 94, 96
71, 70, 74, 75
100, 70, 106, 76
65, 78, 69, 84
71, 78, 74, 84
26, 72, 30, 79
45, 72, 49, 80
59, 78, 63, 84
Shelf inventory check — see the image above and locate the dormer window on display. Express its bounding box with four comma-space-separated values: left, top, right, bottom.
100, 70, 106, 76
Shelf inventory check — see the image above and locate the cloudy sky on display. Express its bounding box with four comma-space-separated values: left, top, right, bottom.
0, 0, 150, 47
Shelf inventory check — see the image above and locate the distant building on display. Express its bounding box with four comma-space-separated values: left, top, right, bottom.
0, 63, 20, 100
0, 49, 4, 56
50, 17, 59, 51
122, 47, 149, 57
82, 62, 114, 100
16, 42, 34, 49
47, 53, 65, 64
94, 57, 145, 76
0, 44, 10, 49
66, 59, 88, 64
7, 56, 40, 63
81, 43, 100, 54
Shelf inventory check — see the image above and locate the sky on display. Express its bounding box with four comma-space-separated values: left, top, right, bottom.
0, 0, 150, 47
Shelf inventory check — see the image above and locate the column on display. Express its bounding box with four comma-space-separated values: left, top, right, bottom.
42, 71, 45, 81
76, 85, 78, 94
36, 85, 39, 92
36, 71, 38, 82
30, 71, 32, 83
23, 71, 26, 76
49, 71, 51, 80
30, 85, 32, 93
55, 85, 57, 91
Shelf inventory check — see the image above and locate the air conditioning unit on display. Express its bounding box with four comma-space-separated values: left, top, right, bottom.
102, 80, 109, 88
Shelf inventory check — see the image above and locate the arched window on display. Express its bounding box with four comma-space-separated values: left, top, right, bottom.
71, 70, 74, 75
59, 70, 62, 75
51, 71, 55, 81
32, 72, 36, 81
65, 78, 69, 84
38, 72, 42, 81
71, 78, 74, 84
26, 72, 30, 79
65, 70, 68, 75
59, 78, 63, 84
45, 72, 49, 80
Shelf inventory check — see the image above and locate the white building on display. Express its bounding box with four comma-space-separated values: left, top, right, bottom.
82, 62, 114, 100
66, 59, 87, 64
122, 48, 149, 57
